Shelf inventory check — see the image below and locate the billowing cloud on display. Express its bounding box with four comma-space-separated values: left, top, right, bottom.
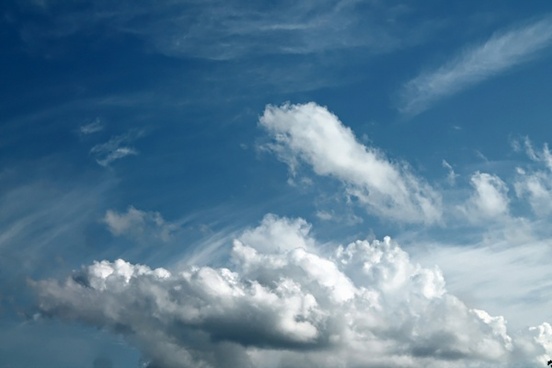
400, 16, 552, 115
260, 102, 442, 224
34, 215, 551, 368
104, 206, 177, 242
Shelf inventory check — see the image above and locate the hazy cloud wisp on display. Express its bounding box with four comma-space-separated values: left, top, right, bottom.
90, 131, 142, 167
400, 16, 552, 115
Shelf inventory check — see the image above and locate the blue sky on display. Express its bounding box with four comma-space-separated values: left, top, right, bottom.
2, 1, 552, 367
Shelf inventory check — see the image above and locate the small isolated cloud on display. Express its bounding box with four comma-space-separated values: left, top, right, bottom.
460, 172, 510, 221
103, 206, 177, 242
260, 102, 442, 224
79, 118, 104, 135
34, 215, 551, 368
400, 16, 552, 115
90, 131, 142, 167
315, 210, 333, 221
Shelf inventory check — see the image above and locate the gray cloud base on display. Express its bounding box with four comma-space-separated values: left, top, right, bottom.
34, 215, 551, 368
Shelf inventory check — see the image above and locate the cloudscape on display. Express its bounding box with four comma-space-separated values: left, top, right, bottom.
1, 1, 552, 367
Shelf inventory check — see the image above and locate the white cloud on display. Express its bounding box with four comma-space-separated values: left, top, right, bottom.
315, 210, 333, 221
460, 172, 509, 221
35, 215, 551, 368
409, 218, 552, 333
90, 131, 142, 167
442, 159, 458, 185
79, 118, 104, 135
103, 206, 177, 242
238, 214, 314, 254
515, 169, 552, 216
523, 137, 552, 170
260, 102, 442, 224
400, 16, 552, 115
514, 138, 552, 215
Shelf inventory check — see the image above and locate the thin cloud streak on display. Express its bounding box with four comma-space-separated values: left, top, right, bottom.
90, 130, 143, 167
400, 16, 552, 115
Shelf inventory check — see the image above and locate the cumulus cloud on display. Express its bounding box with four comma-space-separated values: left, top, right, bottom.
90, 131, 142, 167
103, 206, 177, 242
34, 215, 551, 368
460, 172, 510, 221
260, 102, 442, 224
409, 222, 552, 333
400, 16, 552, 115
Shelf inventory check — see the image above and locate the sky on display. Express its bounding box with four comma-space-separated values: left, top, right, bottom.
2, 1, 552, 367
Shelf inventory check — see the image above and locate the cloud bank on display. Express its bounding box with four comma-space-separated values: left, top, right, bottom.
34, 215, 551, 368
400, 16, 552, 115
260, 102, 442, 224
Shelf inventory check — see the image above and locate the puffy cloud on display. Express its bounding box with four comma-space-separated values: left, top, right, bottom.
238, 214, 314, 254
34, 215, 551, 368
460, 172, 509, 221
260, 103, 442, 224
103, 206, 177, 242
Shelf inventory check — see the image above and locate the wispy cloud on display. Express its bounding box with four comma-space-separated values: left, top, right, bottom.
17, 0, 430, 61
90, 130, 143, 167
441, 159, 458, 185
400, 16, 552, 115
79, 118, 104, 135
459, 171, 510, 221
513, 138, 552, 216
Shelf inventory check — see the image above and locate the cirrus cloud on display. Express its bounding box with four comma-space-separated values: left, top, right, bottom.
400, 16, 552, 115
